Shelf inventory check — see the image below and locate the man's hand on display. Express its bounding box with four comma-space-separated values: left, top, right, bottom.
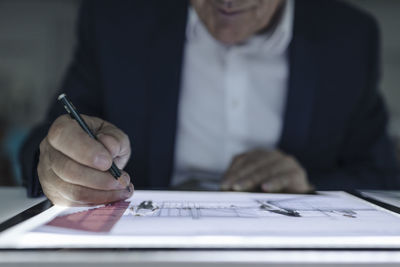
221, 149, 313, 193
38, 114, 134, 206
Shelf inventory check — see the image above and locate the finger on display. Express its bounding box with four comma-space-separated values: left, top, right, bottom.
47, 115, 113, 171
44, 188, 92, 207
38, 139, 133, 206
223, 150, 269, 178
38, 151, 89, 206
224, 151, 253, 176
48, 183, 133, 207
261, 172, 293, 193
38, 150, 59, 203
50, 168, 133, 206
58, 183, 134, 207
48, 142, 131, 190
281, 169, 313, 193
257, 155, 311, 193
230, 154, 297, 191
222, 150, 284, 190
261, 169, 312, 193
96, 124, 131, 169
221, 150, 266, 190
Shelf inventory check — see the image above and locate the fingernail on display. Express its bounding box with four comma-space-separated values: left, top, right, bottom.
94, 155, 110, 169
125, 183, 134, 197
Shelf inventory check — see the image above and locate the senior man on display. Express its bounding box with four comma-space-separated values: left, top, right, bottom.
21, 0, 400, 205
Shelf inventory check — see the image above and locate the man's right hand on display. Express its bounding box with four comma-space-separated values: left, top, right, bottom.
38, 114, 134, 206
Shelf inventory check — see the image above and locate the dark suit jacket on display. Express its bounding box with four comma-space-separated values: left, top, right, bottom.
20, 0, 400, 197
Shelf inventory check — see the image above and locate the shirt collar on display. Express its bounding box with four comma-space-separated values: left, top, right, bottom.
186, 0, 294, 54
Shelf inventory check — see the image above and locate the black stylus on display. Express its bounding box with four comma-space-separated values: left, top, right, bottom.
58, 93, 130, 192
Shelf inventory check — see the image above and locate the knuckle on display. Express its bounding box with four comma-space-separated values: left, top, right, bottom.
109, 137, 121, 154
117, 130, 128, 143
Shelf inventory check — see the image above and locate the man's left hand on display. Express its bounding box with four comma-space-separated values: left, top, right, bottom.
221, 149, 314, 193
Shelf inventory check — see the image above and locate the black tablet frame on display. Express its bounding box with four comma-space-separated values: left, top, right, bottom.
0, 200, 52, 233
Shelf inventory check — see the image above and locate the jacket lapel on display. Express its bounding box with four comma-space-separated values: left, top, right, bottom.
279, 2, 321, 158
145, 2, 188, 188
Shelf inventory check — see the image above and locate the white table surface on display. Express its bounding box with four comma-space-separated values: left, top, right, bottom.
1, 187, 400, 267
0, 187, 45, 224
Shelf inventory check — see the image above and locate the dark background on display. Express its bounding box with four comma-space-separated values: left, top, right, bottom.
0, 0, 399, 186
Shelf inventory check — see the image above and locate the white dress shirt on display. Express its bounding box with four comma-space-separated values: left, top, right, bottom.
171, 0, 294, 188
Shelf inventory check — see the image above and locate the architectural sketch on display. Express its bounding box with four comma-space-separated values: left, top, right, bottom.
128, 195, 375, 220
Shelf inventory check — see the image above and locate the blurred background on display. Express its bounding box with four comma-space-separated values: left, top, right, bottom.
0, 0, 399, 186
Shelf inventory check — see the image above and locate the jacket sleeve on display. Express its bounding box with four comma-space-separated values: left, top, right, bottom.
309, 18, 400, 190
19, 0, 103, 197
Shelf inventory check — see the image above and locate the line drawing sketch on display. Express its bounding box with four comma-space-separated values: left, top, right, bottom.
128, 196, 375, 219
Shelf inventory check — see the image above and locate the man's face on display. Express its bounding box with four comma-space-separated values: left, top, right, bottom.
191, 0, 284, 45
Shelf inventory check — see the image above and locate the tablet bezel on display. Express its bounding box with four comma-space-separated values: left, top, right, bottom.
0, 200, 52, 233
